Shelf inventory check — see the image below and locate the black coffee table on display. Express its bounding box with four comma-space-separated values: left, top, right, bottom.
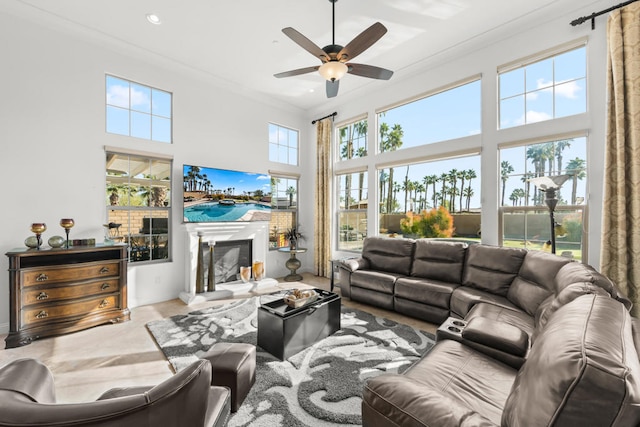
257, 288, 341, 360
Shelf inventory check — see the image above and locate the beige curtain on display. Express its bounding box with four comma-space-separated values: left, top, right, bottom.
314, 118, 332, 277
601, 3, 640, 316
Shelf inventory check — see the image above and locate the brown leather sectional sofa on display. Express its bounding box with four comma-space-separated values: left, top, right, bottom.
337, 237, 640, 426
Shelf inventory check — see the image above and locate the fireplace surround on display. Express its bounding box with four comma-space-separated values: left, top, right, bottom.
180, 223, 277, 304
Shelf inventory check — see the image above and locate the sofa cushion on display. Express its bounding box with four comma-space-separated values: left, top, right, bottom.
554, 261, 632, 310
410, 239, 468, 283
394, 277, 458, 309
465, 303, 534, 340
364, 340, 515, 426
462, 245, 526, 296
502, 294, 640, 427
350, 270, 401, 295
361, 237, 415, 276
507, 250, 571, 315
450, 286, 519, 318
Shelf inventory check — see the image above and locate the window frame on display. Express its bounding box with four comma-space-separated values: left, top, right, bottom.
336, 169, 368, 252
337, 116, 368, 162
268, 123, 299, 166
105, 149, 173, 264
269, 174, 300, 250
105, 75, 173, 143
497, 41, 587, 129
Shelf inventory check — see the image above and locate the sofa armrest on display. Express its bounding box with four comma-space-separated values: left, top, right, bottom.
363, 374, 498, 427
462, 317, 529, 357
339, 257, 369, 272
0, 358, 55, 404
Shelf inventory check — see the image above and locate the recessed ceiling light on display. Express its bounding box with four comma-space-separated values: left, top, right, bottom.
146, 14, 161, 25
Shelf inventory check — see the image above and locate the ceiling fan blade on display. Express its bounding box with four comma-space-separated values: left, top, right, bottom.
338, 22, 387, 62
274, 66, 320, 78
347, 63, 393, 80
282, 27, 329, 62
326, 80, 339, 98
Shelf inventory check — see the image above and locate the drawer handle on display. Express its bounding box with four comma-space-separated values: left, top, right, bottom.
35, 310, 48, 319
36, 273, 49, 282
101, 283, 111, 290
99, 299, 109, 308
99, 267, 110, 274
36, 292, 49, 300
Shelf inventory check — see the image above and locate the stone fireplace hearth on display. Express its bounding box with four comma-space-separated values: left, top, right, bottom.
179, 222, 277, 304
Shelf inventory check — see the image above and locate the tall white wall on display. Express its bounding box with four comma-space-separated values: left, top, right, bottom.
314, 1, 610, 269
0, 11, 308, 333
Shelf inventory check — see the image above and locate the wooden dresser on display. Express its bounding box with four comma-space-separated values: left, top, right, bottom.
5, 244, 130, 348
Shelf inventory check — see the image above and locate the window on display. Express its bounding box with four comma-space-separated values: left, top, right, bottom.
499, 136, 587, 259
106, 75, 172, 143
337, 171, 368, 251
378, 155, 481, 240
269, 176, 299, 249
338, 118, 368, 161
499, 45, 586, 129
378, 79, 481, 152
269, 123, 299, 165
106, 151, 172, 263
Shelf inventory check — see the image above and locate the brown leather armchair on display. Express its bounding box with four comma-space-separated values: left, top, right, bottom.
0, 358, 230, 427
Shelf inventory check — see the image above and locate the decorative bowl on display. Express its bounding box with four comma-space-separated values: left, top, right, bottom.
283, 289, 318, 308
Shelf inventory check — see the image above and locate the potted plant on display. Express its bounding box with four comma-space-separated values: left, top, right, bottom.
284, 227, 304, 250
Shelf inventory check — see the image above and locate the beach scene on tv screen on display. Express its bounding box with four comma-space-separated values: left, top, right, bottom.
183, 165, 272, 223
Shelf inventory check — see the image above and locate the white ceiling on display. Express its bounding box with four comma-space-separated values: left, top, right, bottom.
5, 0, 599, 111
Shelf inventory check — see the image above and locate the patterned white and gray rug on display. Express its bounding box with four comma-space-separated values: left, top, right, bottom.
146, 297, 435, 427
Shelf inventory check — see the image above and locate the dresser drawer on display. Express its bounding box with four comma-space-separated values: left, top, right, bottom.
22, 295, 120, 326
21, 262, 120, 287
22, 279, 120, 306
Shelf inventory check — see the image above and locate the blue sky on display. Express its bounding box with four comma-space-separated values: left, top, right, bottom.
183, 165, 271, 195
372, 46, 587, 211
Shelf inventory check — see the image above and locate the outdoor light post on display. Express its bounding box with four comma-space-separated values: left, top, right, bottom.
528, 175, 571, 254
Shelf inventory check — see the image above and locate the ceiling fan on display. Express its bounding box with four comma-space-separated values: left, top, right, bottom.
274, 0, 393, 98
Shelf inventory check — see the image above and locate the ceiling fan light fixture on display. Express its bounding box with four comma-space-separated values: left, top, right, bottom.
318, 61, 348, 81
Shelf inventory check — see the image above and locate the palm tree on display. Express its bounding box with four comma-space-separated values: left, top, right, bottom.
458, 170, 466, 213
565, 158, 586, 204
465, 169, 477, 211
380, 123, 404, 212
379, 171, 388, 212
555, 139, 572, 174
509, 191, 519, 206
439, 173, 448, 207
521, 172, 534, 205
447, 169, 459, 212
423, 174, 438, 209
285, 186, 296, 207
500, 161, 514, 206
463, 187, 474, 211
415, 182, 425, 210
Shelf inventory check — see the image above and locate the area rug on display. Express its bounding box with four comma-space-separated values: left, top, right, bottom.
146, 297, 435, 426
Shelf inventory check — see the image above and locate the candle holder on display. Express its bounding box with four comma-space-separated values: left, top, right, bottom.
60, 218, 75, 249
30, 223, 47, 250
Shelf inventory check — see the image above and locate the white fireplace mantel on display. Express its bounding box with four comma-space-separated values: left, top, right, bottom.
179, 222, 277, 304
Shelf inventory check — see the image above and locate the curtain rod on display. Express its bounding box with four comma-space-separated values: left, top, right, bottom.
311, 111, 337, 125
570, 0, 639, 29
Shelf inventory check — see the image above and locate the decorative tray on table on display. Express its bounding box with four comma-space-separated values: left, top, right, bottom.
283, 289, 318, 308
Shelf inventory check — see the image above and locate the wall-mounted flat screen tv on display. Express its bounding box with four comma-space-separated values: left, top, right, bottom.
183, 165, 272, 223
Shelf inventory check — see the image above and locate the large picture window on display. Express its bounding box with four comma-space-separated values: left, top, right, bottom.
337, 171, 368, 251
499, 45, 586, 129
106, 75, 172, 143
377, 79, 481, 152
106, 151, 172, 263
499, 136, 588, 259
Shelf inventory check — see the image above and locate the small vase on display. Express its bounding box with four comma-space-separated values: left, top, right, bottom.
289, 238, 297, 250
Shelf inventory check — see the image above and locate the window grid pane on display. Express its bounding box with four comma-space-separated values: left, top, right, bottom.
337, 171, 367, 251
268, 123, 299, 166
106, 75, 172, 143
499, 46, 586, 129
